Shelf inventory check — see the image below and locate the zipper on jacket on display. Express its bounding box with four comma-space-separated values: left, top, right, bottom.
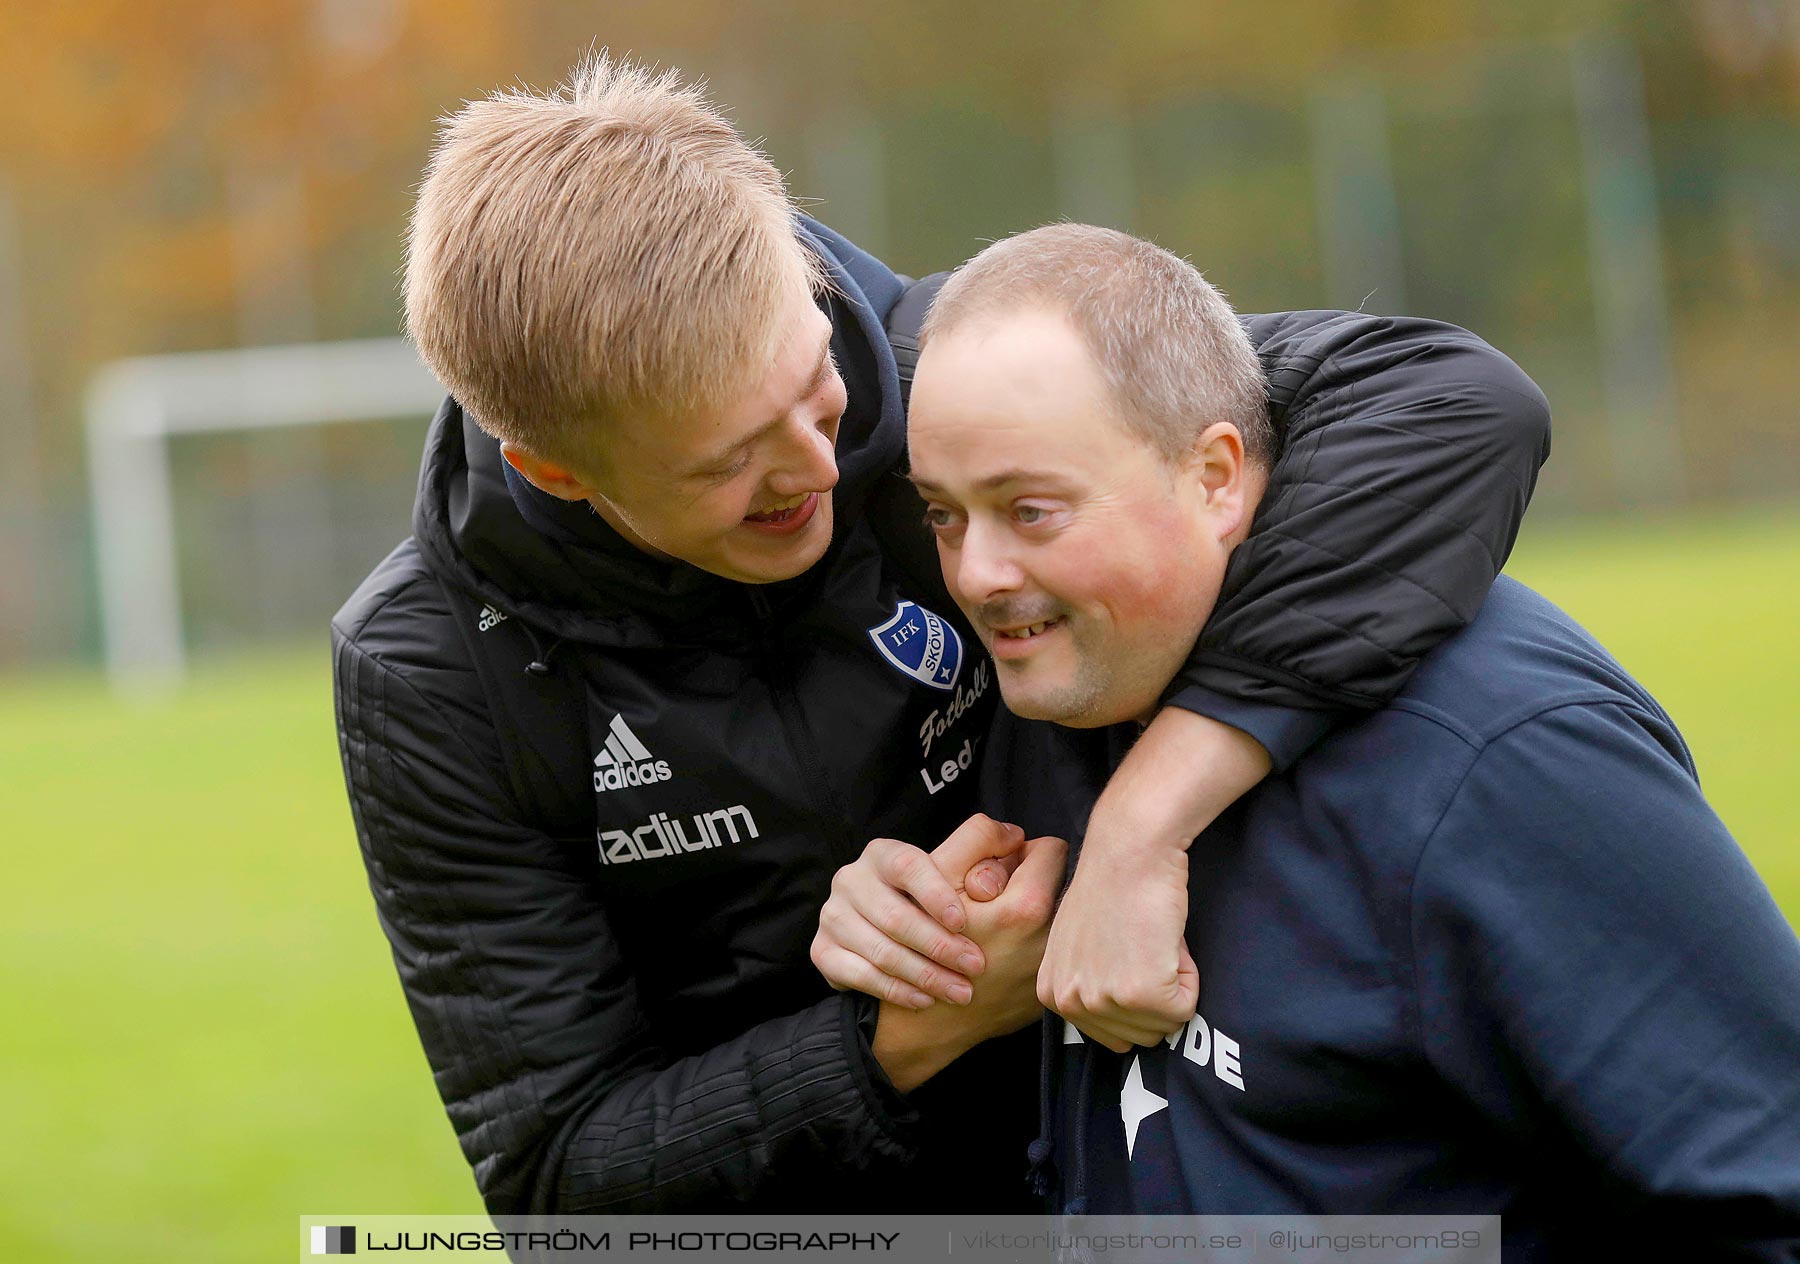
748, 588, 860, 868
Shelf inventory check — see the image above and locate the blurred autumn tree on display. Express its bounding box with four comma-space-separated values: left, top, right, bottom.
0, 0, 528, 656
0, 1, 516, 466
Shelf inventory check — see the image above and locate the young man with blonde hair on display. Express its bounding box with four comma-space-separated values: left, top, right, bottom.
405, 62, 838, 582
334, 55, 1550, 1211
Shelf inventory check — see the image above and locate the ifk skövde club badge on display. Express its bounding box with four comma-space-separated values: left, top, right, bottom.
867, 600, 963, 691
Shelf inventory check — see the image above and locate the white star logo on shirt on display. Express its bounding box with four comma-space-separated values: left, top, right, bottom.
1120, 1055, 1168, 1160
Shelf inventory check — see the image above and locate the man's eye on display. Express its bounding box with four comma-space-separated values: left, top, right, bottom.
706, 454, 752, 483
1014, 505, 1047, 525
923, 506, 958, 530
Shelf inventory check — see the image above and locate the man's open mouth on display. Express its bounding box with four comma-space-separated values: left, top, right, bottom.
744, 492, 814, 524
742, 492, 821, 532
993, 616, 1064, 640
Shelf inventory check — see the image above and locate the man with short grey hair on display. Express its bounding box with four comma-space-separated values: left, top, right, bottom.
900, 223, 1800, 1254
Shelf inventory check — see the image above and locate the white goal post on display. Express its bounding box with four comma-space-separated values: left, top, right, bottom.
85, 337, 445, 690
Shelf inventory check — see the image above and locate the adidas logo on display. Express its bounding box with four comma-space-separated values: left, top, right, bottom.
593, 714, 673, 793
477, 603, 507, 632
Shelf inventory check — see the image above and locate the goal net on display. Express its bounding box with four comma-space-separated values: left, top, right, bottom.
85, 337, 445, 689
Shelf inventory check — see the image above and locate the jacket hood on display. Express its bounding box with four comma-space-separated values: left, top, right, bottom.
410, 218, 908, 650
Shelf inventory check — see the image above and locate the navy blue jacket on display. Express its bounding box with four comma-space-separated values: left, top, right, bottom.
991, 579, 1800, 1260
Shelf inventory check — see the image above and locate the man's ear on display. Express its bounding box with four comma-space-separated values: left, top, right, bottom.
1183, 422, 1253, 542
500, 441, 599, 503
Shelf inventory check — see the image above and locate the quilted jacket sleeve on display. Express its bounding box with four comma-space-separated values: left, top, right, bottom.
1166, 311, 1552, 769
332, 613, 914, 1213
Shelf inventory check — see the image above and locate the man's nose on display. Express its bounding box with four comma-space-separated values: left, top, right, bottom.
951, 520, 1024, 606
768, 413, 840, 495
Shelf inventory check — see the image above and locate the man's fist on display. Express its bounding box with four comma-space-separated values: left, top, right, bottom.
1037, 840, 1198, 1052
870, 828, 1067, 1092
811, 814, 1028, 1008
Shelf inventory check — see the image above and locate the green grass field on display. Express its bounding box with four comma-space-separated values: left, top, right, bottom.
3, 509, 1796, 1263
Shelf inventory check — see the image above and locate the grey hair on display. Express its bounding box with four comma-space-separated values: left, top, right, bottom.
921, 223, 1272, 465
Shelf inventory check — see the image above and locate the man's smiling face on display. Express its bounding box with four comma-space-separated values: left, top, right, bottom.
586, 283, 849, 583
503, 281, 849, 585
908, 306, 1235, 729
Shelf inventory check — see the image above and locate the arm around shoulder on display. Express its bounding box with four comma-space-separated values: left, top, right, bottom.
1184, 311, 1553, 731
1050, 313, 1554, 1047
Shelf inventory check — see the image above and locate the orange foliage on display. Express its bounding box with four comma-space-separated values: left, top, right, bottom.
0, 0, 1793, 482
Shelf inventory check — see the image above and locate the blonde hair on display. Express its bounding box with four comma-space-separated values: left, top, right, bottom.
404, 54, 824, 470
922, 223, 1272, 465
